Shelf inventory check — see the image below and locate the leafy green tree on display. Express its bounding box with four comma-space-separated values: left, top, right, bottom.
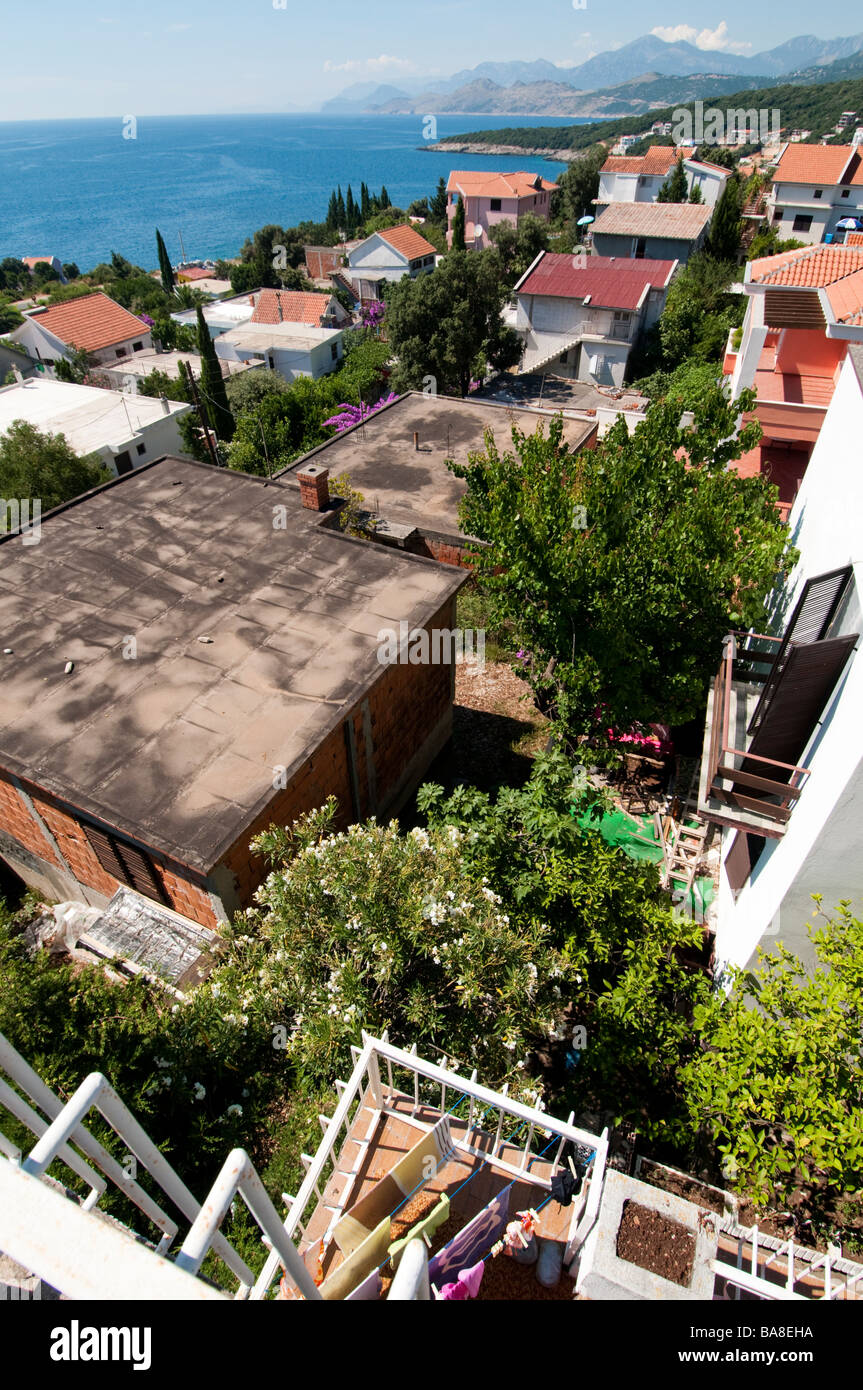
429, 177, 448, 224
685, 900, 863, 1218
155, 228, 175, 296
657, 156, 689, 203
109, 251, 136, 280
747, 228, 805, 261
0, 258, 29, 297
32, 261, 61, 285
708, 173, 743, 259
134, 367, 194, 403
451, 194, 466, 251
488, 212, 549, 289
0, 296, 24, 333
62, 263, 80, 281
654, 252, 743, 371
224, 368, 288, 415
688, 182, 704, 204
450, 391, 795, 738
553, 143, 606, 232
173, 283, 208, 309
0, 422, 110, 510
54, 346, 95, 384
386, 248, 522, 397
195, 307, 235, 442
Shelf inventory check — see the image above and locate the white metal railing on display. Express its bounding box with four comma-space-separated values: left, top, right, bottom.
252, 1031, 609, 1299
716, 1219, 863, 1301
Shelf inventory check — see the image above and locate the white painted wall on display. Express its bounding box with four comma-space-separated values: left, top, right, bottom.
714, 353, 863, 974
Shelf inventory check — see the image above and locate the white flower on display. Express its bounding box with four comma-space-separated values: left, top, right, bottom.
226, 1104, 243, 1119
193, 1082, 206, 1101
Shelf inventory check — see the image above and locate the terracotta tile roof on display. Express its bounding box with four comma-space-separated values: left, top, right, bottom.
845, 231, 863, 247
446, 170, 557, 198
601, 146, 696, 177
251, 289, 334, 326
773, 143, 862, 186
22, 256, 57, 268
826, 267, 863, 326
375, 224, 438, 260
177, 266, 213, 282
515, 251, 676, 309
749, 243, 863, 289
592, 201, 712, 240
25, 292, 149, 352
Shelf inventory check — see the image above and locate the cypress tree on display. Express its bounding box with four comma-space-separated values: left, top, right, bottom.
195, 306, 235, 443
346, 185, 357, 232
360, 182, 370, 219
657, 156, 688, 204
452, 195, 466, 252
326, 191, 338, 230
430, 176, 448, 223
380, 185, 391, 210
336, 185, 346, 229
155, 228, 175, 295
689, 182, 704, 203
708, 175, 743, 260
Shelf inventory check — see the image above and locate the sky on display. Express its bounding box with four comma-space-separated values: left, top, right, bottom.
0, 1, 856, 121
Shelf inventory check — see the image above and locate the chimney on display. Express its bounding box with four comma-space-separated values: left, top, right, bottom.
296, 463, 330, 511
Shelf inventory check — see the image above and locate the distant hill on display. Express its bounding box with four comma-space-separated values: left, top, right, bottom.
434, 70, 863, 155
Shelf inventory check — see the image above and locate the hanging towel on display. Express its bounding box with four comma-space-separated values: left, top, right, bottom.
550, 1168, 579, 1208
437, 1260, 485, 1301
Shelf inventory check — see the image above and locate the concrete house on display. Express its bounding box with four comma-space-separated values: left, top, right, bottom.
21, 255, 67, 283
213, 287, 351, 381
727, 244, 863, 518
0, 456, 464, 927
0, 377, 191, 477
510, 251, 677, 386
698, 346, 863, 974
445, 171, 557, 250
596, 146, 729, 212
767, 143, 863, 246
347, 224, 438, 301
591, 201, 713, 264
10, 293, 151, 372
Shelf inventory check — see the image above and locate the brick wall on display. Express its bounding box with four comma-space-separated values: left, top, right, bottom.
411, 536, 473, 568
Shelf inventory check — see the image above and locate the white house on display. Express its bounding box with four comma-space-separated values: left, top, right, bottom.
509, 251, 677, 387
767, 143, 863, 245
170, 292, 258, 338
698, 345, 863, 974
215, 322, 345, 381
10, 293, 151, 372
347, 224, 437, 300
21, 255, 67, 283
596, 145, 729, 212
0, 377, 191, 477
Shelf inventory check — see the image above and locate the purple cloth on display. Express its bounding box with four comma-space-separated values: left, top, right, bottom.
429, 1184, 512, 1288
438, 1261, 485, 1301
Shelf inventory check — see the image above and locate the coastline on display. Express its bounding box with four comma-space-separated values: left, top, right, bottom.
423, 142, 579, 161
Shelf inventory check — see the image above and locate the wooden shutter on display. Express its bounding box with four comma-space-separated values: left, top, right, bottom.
749, 566, 852, 735
744, 635, 858, 782
82, 823, 169, 905
724, 831, 766, 896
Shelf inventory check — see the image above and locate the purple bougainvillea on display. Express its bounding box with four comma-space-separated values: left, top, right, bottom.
362, 299, 385, 329
323, 391, 398, 433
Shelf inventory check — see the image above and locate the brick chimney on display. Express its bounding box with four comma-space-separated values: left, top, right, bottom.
296, 464, 330, 511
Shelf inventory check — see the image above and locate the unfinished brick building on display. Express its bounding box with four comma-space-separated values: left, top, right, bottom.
0, 457, 465, 929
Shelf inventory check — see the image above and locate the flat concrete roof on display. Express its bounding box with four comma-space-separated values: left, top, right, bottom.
105, 350, 256, 380
283, 392, 598, 536
217, 322, 343, 353
0, 458, 463, 872
0, 379, 190, 455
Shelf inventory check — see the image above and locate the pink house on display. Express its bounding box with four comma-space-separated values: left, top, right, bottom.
446, 171, 557, 249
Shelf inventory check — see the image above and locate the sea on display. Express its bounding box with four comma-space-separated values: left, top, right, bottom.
0, 113, 587, 274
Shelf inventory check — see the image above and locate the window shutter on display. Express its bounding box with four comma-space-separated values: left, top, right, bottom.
744, 634, 858, 781
82, 824, 169, 905
749, 566, 852, 734
83, 823, 126, 881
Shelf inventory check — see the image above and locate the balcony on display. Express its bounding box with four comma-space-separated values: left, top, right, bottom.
698, 632, 811, 838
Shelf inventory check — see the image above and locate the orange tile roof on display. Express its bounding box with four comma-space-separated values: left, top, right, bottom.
447, 170, 557, 198
601, 146, 695, 177
375, 224, 438, 260
22, 256, 58, 268
826, 267, 863, 326
26, 292, 148, 352
749, 243, 863, 289
251, 289, 334, 326
845, 231, 863, 247
773, 143, 862, 186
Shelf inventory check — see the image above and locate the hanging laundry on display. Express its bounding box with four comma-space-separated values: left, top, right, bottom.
550, 1168, 579, 1208
436, 1261, 485, 1301
491, 1208, 541, 1258
429, 1184, 512, 1287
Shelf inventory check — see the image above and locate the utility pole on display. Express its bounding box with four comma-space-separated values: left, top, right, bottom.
180, 360, 221, 469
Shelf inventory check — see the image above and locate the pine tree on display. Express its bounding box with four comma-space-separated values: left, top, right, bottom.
326, 191, 338, 230
360, 182, 370, 219
708, 175, 743, 260
451, 195, 466, 252
657, 157, 689, 204
380, 185, 391, 210
195, 306, 235, 443
430, 176, 448, 223
155, 228, 175, 296
336, 185, 346, 230
689, 182, 704, 204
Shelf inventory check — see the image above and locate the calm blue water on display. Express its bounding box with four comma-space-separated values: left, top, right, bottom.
0, 113, 583, 273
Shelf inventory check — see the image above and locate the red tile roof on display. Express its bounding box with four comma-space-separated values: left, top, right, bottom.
25, 292, 148, 352
251, 289, 335, 326
826, 267, 863, 326
177, 266, 213, 281
515, 252, 676, 309
592, 201, 712, 240
845, 231, 863, 247
773, 143, 863, 187
447, 170, 557, 198
601, 146, 696, 177
375, 224, 438, 260
749, 243, 863, 289
22, 256, 58, 268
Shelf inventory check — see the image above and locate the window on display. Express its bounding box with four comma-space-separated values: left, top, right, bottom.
268, 355, 275, 370
82, 822, 170, 905
132, 340, 143, 350
136, 442, 146, 456
633, 238, 646, 259
490, 198, 501, 211
792, 214, 813, 232
559, 351, 569, 365
330, 342, 338, 360
115, 348, 125, 358
773, 209, 784, 221
841, 188, 850, 198
114, 451, 132, 475
813, 189, 823, 199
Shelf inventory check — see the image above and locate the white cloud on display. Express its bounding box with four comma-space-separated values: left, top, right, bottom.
324, 54, 417, 75
651, 20, 751, 55
167, 23, 192, 31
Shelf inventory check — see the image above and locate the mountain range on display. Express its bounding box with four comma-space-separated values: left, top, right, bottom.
322, 31, 863, 116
